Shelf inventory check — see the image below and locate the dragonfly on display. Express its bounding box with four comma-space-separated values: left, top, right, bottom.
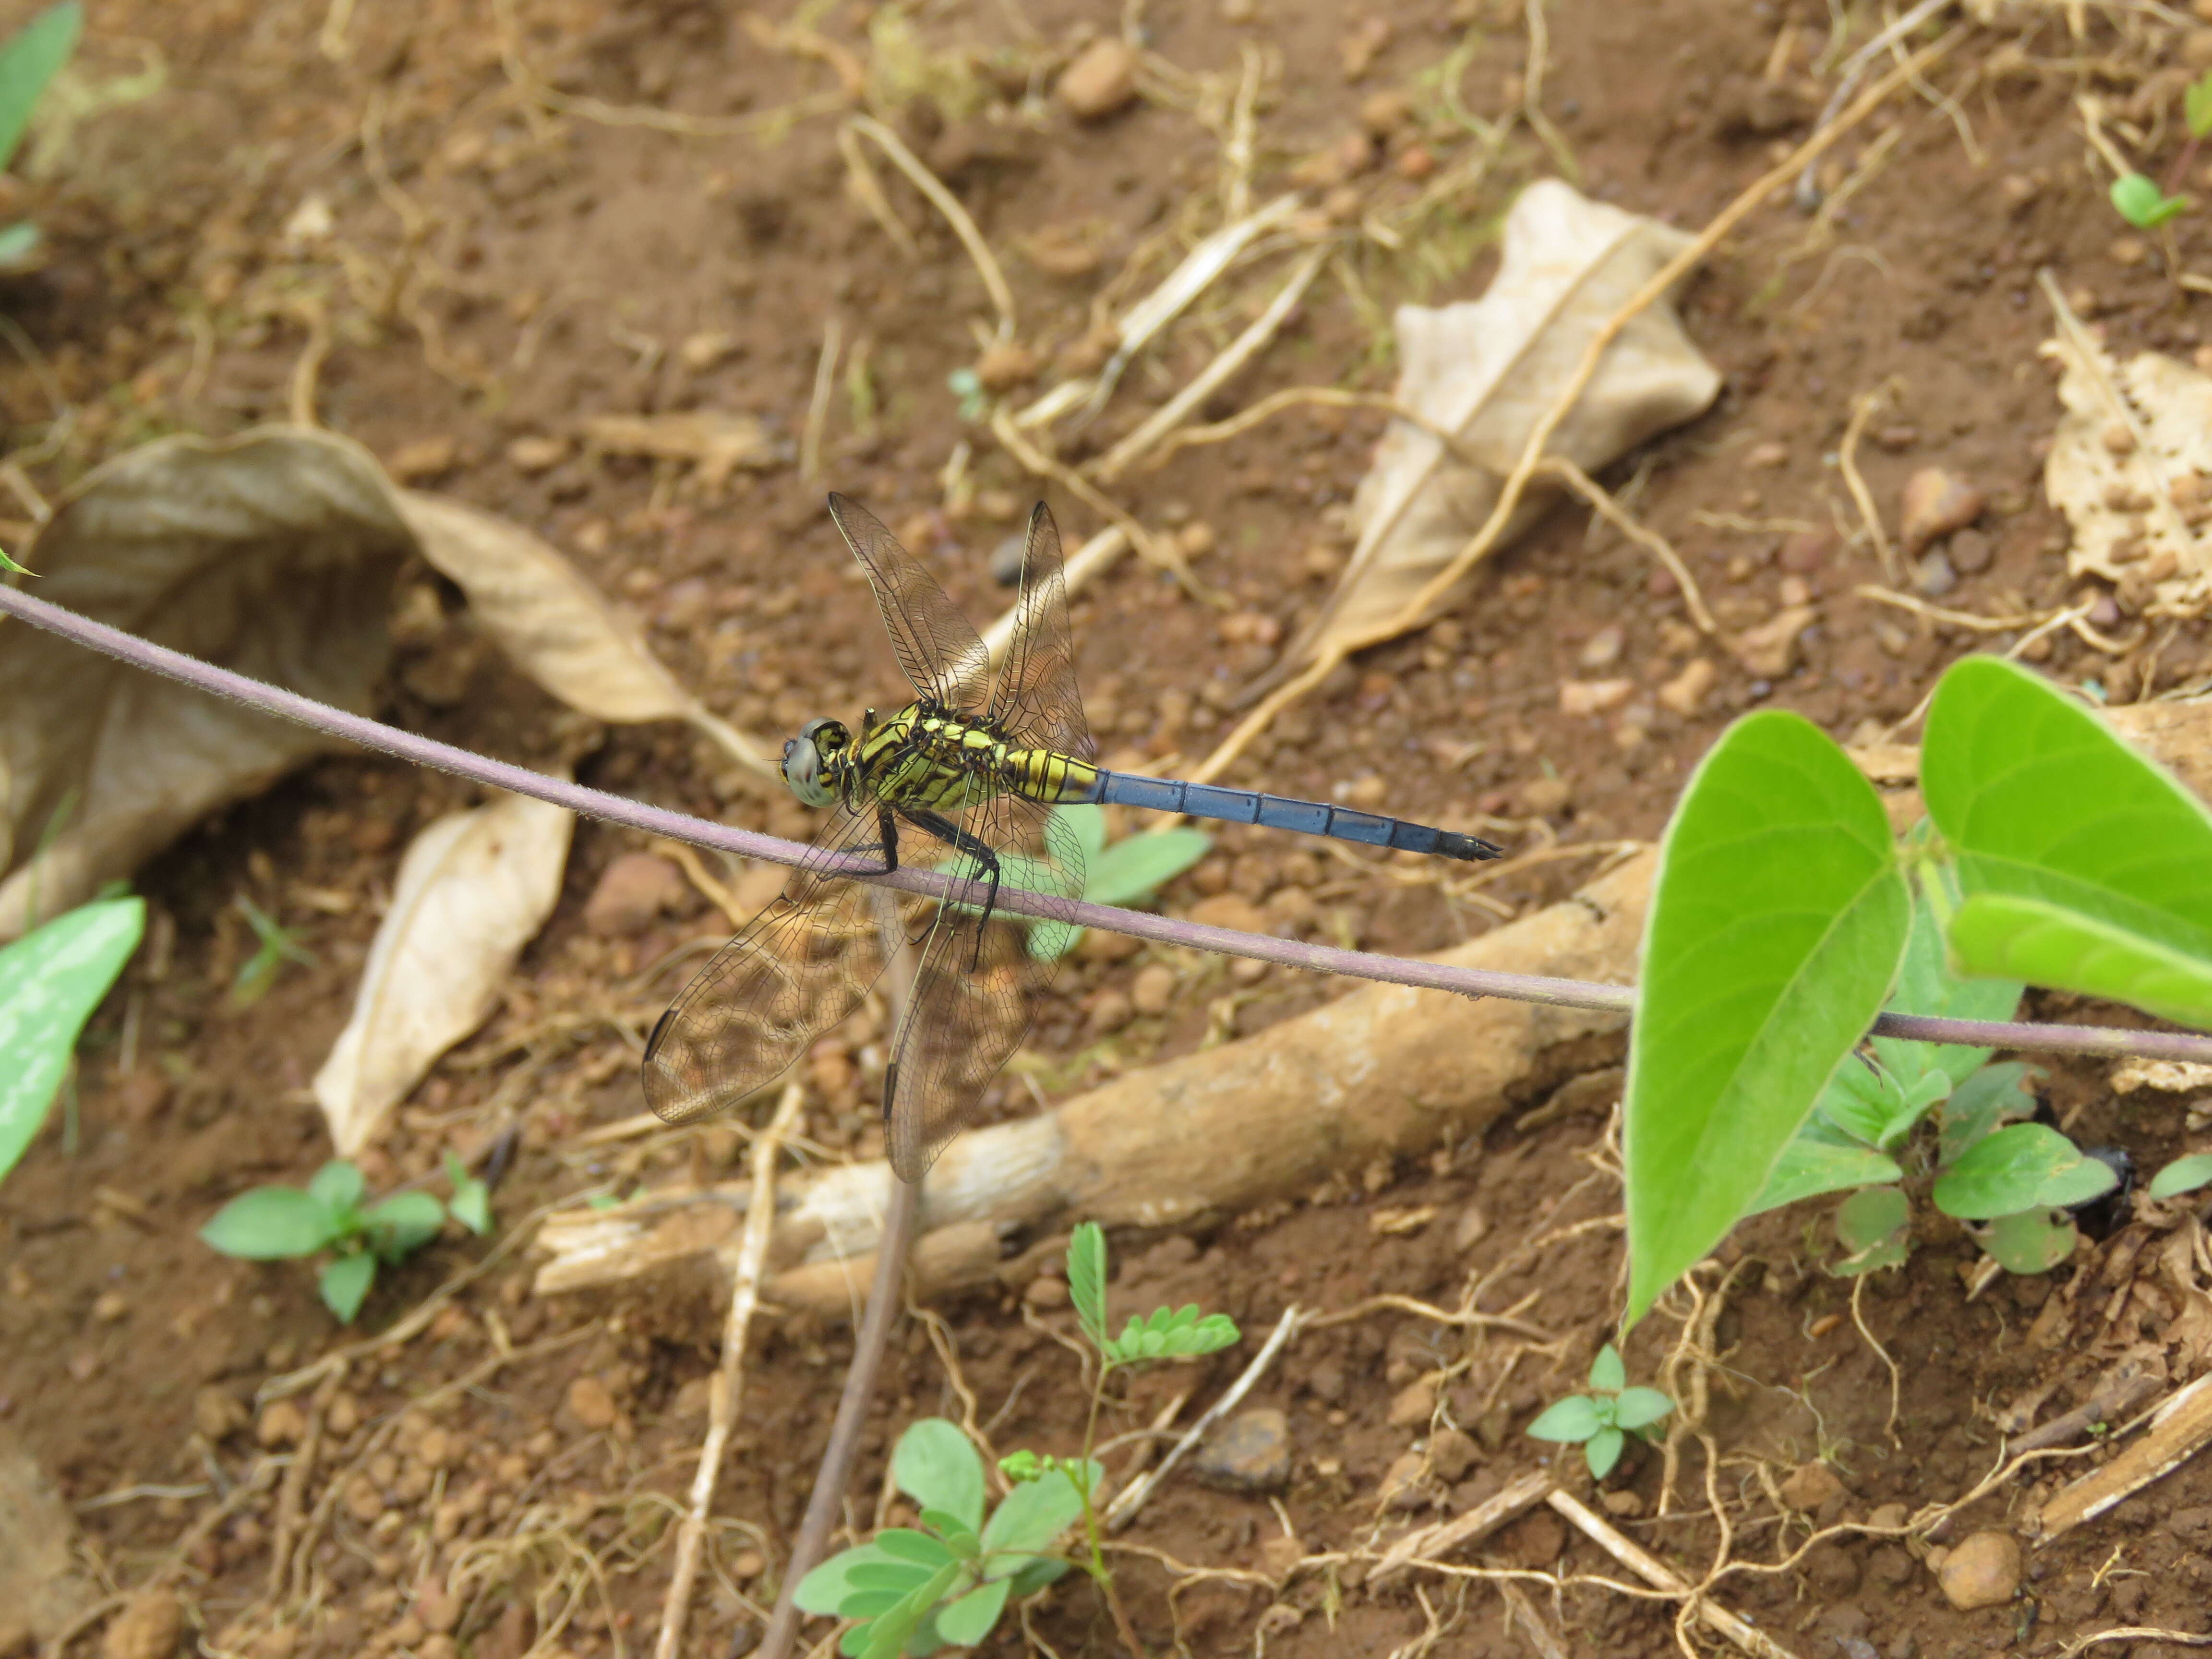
644, 494, 1502, 1181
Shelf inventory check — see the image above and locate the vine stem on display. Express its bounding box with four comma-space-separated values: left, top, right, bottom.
6, 583, 2212, 1065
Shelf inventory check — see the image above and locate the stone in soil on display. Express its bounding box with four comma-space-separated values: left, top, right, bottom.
1730, 606, 1816, 678
1386, 1376, 1437, 1427
1428, 1427, 1478, 1483
565, 1375, 620, 1432
1947, 527, 1993, 574
1658, 657, 1715, 716
1057, 39, 1138, 119
1192, 1407, 1291, 1494
100, 1590, 184, 1659
1936, 1529, 2020, 1610
1899, 467, 1985, 557
1914, 550, 1956, 598
584, 853, 686, 937
1777, 1458, 1846, 1513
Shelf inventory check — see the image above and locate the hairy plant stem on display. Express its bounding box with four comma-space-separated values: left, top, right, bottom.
7, 584, 2212, 1066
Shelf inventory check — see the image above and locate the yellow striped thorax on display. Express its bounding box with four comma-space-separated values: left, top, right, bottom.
778, 700, 1102, 815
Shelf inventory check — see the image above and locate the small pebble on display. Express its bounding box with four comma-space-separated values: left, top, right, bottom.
975, 340, 1039, 392
677, 331, 738, 373
1518, 776, 1572, 816
566, 1376, 620, 1432
1185, 894, 1268, 935
1577, 625, 1624, 672
1057, 39, 1139, 120
1947, 528, 1993, 575
505, 434, 569, 475
1429, 1427, 1479, 1483
388, 436, 459, 483
1730, 607, 1816, 678
1899, 467, 1985, 557
256, 1400, 308, 1449
1130, 962, 1177, 1015
1558, 677, 1634, 717
1936, 1529, 2020, 1610
1914, 550, 1957, 599
1599, 1488, 1644, 1517
193, 1386, 247, 1441
2109, 235, 2149, 267
1658, 657, 1715, 716
1386, 1376, 1437, 1428
1192, 1408, 1291, 1494
584, 854, 685, 938
1086, 988, 1134, 1035
101, 1590, 184, 1659
1023, 1274, 1070, 1310
1779, 529, 1832, 573
1778, 1459, 1846, 1513
1376, 1450, 1430, 1510
1746, 439, 1789, 469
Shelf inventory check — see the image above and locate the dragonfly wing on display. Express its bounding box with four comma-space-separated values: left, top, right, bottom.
987, 502, 1094, 759
827, 493, 992, 711
883, 794, 1084, 1181
644, 804, 892, 1125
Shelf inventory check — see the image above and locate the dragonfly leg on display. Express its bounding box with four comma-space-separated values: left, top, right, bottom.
901, 807, 1001, 970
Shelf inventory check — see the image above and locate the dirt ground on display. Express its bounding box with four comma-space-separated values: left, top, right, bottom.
8, 0, 2212, 1656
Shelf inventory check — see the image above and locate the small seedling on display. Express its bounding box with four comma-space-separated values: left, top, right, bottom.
1525, 1344, 1673, 1479
444, 1150, 493, 1235
0, 1, 80, 271
943, 803, 1210, 961
228, 894, 314, 1008
2111, 171, 2188, 231
795, 1221, 1239, 1655
2150, 1153, 2212, 1201
200, 1157, 476, 1321
946, 366, 990, 422
0, 890, 142, 1188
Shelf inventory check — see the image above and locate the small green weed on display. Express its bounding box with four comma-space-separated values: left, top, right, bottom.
1525, 1344, 1673, 1479
2150, 1153, 2212, 1201
0, 1, 81, 269
2111, 171, 2188, 231
200, 1155, 490, 1322
228, 893, 314, 1008
0, 890, 142, 1188
942, 804, 1211, 961
794, 1221, 1238, 1656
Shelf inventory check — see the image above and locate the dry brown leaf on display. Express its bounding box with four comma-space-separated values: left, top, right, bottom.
2043, 321, 2212, 613
314, 790, 573, 1154
581, 410, 788, 488
393, 491, 767, 776
0, 428, 412, 938
1293, 180, 1720, 670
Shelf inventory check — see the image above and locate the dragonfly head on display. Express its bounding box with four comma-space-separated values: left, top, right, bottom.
781, 717, 851, 807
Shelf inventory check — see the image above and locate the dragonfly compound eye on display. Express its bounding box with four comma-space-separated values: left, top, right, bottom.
781, 718, 846, 807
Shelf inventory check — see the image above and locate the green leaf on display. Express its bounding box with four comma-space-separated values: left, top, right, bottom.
1086, 828, 1213, 906
853, 1562, 963, 1659
1584, 1427, 1625, 1479
1067, 1223, 1109, 1352
2191, 71, 2212, 138
932, 1577, 1010, 1647
1526, 1395, 1602, 1443
981, 1460, 1093, 1556
893, 1420, 985, 1532
2151, 1153, 2212, 1200
1933, 1123, 2117, 1220
0, 219, 37, 273
1103, 1305, 1240, 1363
796, 1543, 910, 1615
1939, 1062, 2038, 1165
849, 1561, 938, 1594
1612, 1388, 1675, 1431
1923, 657, 2212, 1030
1005, 1557, 1070, 1597
364, 1190, 446, 1260
918, 1509, 980, 1560
308, 1160, 366, 1219
1948, 894, 2212, 1032
447, 1175, 492, 1236
1749, 1115, 1902, 1217
319, 1251, 377, 1322
200, 1186, 335, 1260
1980, 1208, 2078, 1274
874, 1530, 958, 1568
1623, 710, 1911, 1324
0, 895, 143, 1187
1587, 1344, 1625, 1393
1833, 1184, 1910, 1276
0, 1, 79, 174
2111, 172, 2188, 228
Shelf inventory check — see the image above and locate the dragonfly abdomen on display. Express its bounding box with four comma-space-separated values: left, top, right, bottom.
1087, 770, 1502, 862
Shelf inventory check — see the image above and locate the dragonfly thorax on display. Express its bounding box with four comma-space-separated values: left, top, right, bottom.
780, 716, 852, 807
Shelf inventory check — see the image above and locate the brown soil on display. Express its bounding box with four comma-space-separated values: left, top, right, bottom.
6, 1, 2212, 1657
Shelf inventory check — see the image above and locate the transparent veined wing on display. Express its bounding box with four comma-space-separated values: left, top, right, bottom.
827, 493, 992, 713
883, 794, 1085, 1181
645, 804, 903, 1126
987, 502, 1093, 760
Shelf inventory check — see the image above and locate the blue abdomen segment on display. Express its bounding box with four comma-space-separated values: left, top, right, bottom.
1084, 770, 1501, 862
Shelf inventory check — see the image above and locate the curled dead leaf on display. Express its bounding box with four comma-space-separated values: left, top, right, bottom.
2043, 317, 2212, 613
0, 427, 412, 938
314, 790, 574, 1154
1288, 180, 1720, 676
0, 426, 772, 937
